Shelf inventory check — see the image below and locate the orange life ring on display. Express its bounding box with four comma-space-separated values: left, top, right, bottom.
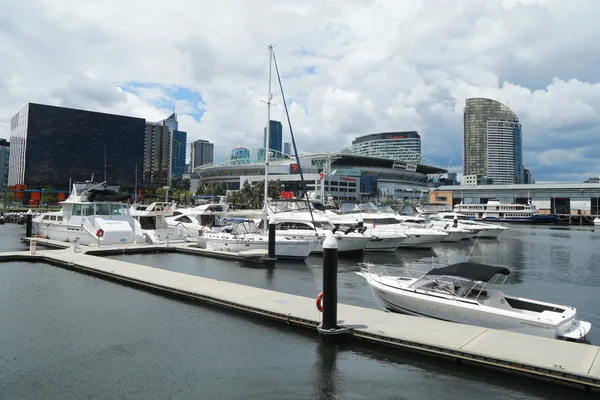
96, 228, 104, 237
316, 292, 323, 312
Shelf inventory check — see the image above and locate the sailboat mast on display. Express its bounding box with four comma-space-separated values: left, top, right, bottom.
263, 44, 273, 220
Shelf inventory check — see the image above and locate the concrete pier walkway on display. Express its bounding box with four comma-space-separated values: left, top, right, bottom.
1, 246, 599, 391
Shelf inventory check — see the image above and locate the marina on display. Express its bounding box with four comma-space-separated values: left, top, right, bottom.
1, 223, 600, 397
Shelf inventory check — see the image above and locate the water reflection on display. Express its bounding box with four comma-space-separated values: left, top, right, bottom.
313, 340, 340, 400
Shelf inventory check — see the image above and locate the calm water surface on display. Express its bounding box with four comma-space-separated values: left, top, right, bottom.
1, 223, 598, 399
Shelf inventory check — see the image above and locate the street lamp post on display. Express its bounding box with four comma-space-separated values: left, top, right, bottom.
41, 189, 45, 209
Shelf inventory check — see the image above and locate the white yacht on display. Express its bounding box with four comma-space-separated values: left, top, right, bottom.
130, 202, 188, 244
267, 199, 371, 253
417, 212, 479, 241
327, 202, 447, 249
198, 217, 317, 260
438, 211, 509, 239
165, 203, 227, 240
33, 181, 145, 246
357, 262, 591, 341
325, 205, 407, 252
376, 204, 468, 243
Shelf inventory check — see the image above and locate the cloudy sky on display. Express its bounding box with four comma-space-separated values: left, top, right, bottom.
1, 0, 599, 182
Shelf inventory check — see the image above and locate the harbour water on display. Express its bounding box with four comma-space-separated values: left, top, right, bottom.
1, 224, 598, 399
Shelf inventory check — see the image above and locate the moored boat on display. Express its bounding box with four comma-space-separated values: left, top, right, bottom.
357, 262, 591, 341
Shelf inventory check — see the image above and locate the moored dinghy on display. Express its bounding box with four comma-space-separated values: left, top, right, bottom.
357, 261, 591, 341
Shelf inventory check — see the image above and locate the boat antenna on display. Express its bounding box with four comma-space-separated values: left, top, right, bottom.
272, 50, 317, 231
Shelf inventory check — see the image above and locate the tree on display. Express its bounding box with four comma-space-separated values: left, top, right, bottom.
41, 186, 59, 207
268, 179, 283, 200
1, 189, 17, 208
170, 177, 180, 191
180, 178, 191, 192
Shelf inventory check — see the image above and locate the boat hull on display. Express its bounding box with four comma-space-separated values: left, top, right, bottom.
481, 215, 558, 224
199, 237, 315, 260
364, 236, 405, 252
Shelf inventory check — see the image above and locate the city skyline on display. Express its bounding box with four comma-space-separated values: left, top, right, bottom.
1, 1, 600, 182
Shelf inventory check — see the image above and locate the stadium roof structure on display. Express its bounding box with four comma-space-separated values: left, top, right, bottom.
195, 144, 446, 177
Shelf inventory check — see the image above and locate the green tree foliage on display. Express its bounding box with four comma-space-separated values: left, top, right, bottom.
41, 186, 59, 206
180, 178, 191, 192
1, 189, 17, 208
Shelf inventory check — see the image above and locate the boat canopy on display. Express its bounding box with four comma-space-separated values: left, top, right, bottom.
426, 262, 510, 282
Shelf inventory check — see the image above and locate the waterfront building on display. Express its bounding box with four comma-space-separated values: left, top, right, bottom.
523, 165, 534, 184
351, 131, 422, 160
284, 142, 291, 156
463, 98, 523, 184
263, 120, 283, 154
194, 148, 445, 202
8, 103, 145, 191
0, 138, 9, 188
190, 139, 214, 169
431, 183, 600, 215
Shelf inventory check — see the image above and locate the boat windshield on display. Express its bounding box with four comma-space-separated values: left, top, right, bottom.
377, 205, 395, 213
339, 202, 378, 213
83, 202, 130, 216
226, 220, 260, 235
268, 200, 311, 213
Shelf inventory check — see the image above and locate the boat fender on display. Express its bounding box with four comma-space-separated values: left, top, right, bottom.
165, 206, 173, 213
316, 292, 323, 312
96, 228, 104, 238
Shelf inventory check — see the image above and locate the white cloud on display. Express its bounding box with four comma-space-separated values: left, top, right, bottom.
1, 0, 600, 181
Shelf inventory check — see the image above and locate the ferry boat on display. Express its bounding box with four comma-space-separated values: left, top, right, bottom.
454, 200, 558, 224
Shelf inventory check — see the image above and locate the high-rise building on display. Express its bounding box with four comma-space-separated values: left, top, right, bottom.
0, 138, 9, 188
284, 142, 291, 156
143, 123, 172, 187
8, 103, 145, 190
263, 120, 283, 154
523, 165, 533, 184
351, 131, 422, 159
463, 98, 523, 185
155, 113, 187, 180
190, 140, 214, 170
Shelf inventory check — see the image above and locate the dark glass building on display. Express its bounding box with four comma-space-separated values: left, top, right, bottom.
0, 138, 9, 188
263, 120, 283, 154
190, 139, 214, 170
8, 103, 145, 191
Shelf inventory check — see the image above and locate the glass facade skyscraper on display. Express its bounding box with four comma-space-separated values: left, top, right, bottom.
284, 142, 291, 156
8, 103, 145, 190
190, 140, 214, 170
263, 120, 283, 154
463, 98, 523, 184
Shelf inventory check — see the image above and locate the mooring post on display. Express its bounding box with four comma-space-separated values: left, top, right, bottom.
268, 216, 276, 259
73, 237, 80, 253
321, 230, 338, 331
25, 209, 33, 238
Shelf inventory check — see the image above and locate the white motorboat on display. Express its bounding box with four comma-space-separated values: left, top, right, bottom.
357, 262, 591, 341
437, 211, 509, 239
165, 204, 227, 240
417, 212, 477, 241
33, 181, 145, 246
455, 200, 558, 224
267, 199, 371, 253
130, 202, 188, 244
327, 202, 446, 249
325, 207, 407, 252
198, 218, 317, 260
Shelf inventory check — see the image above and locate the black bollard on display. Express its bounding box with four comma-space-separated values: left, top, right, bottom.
321, 230, 338, 331
25, 211, 33, 237
268, 216, 276, 259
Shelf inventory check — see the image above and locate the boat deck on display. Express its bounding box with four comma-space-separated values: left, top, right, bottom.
1, 246, 599, 391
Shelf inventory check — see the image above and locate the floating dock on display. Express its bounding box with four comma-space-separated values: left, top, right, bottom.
1, 245, 599, 392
